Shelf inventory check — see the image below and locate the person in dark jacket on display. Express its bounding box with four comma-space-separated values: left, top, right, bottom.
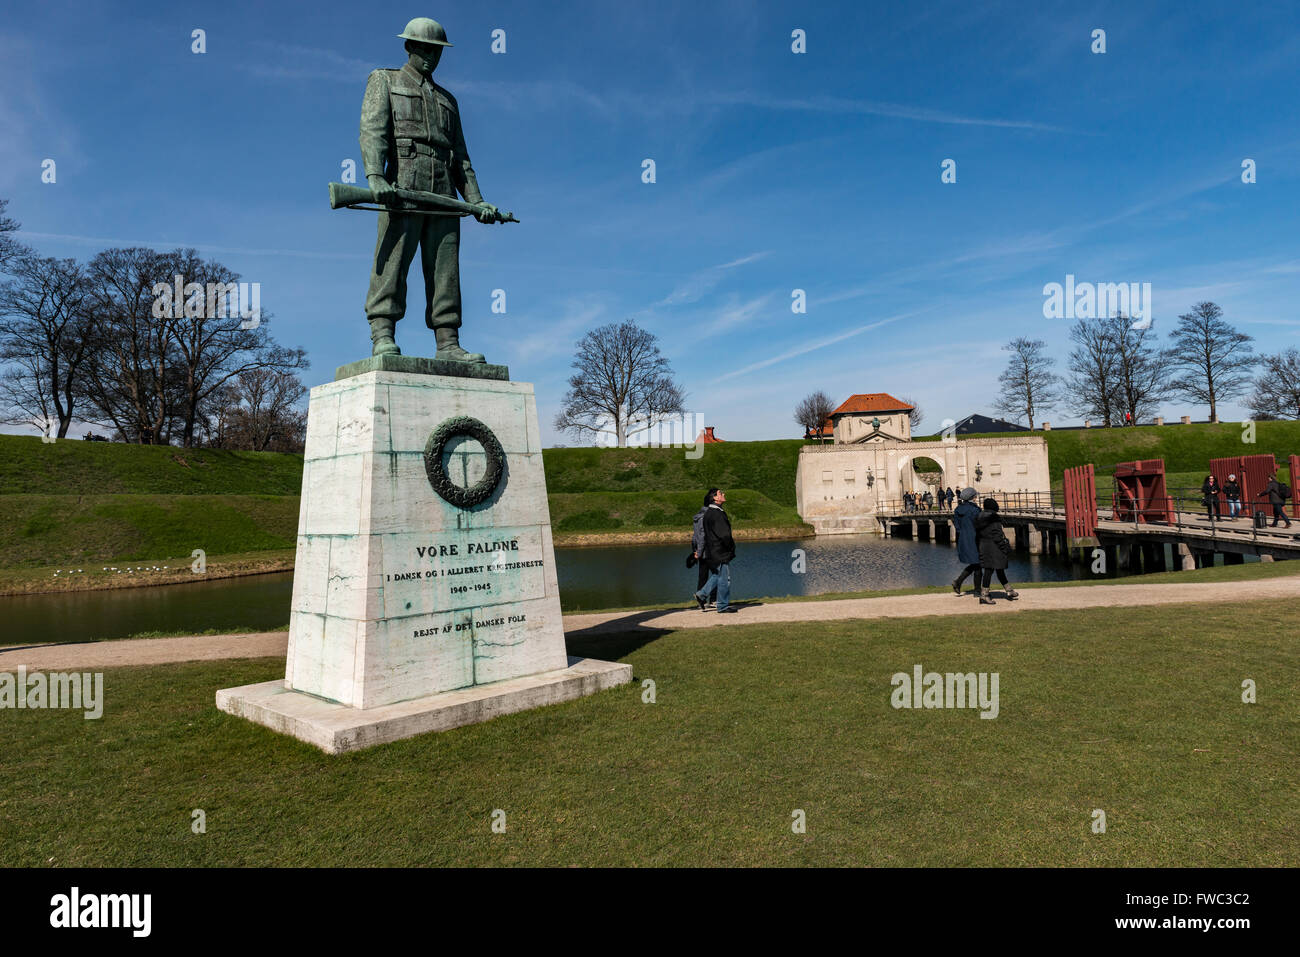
690, 501, 716, 609
976, 498, 1018, 604
950, 486, 982, 595
946, 487, 955, 508
1224, 474, 1242, 520
1265, 473, 1293, 528
693, 488, 737, 613
1201, 475, 1221, 522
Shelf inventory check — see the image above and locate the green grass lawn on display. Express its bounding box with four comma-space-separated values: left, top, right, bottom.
3, 598, 1295, 867
548, 487, 804, 533
543, 439, 805, 507
0, 494, 300, 567
0, 434, 305, 495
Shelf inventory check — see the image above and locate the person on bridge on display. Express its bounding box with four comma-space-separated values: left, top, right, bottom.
976, 498, 1018, 604
1201, 475, 1222, 522
1224, 474, 1243, 520
1265, 473, 1293, 528
950, 487, 983, 596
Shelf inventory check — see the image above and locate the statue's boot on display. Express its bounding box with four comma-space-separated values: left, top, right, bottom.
434, 326, 486, 363
369, 317, 401, 357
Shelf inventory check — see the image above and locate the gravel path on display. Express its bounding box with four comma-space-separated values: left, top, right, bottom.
3, 574, 1297, 671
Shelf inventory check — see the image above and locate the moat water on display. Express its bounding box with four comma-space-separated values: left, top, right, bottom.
0, 533, 1199, 646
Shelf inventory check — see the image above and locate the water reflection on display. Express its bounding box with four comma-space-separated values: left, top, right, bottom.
0, 534, 1086, 645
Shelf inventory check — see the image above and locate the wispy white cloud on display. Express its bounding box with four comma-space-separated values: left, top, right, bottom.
17, 231, 363, 261
660, 251, 770, 305
718, 311, 919, 381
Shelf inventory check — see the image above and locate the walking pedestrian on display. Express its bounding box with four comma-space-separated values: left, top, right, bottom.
1201, 474, 1222, 522
1224, 474, 1242, 519
976, 498, 1018, 604
690, 499, 716, 609
947, 487, 955, 508
693, 488, 737, 613
950, 487, 982, 596
1265, 472, 1293, 528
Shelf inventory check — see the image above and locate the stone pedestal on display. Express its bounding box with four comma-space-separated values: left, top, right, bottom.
217, 361, 631, 751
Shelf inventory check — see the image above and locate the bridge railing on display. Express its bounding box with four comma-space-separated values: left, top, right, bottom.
1102, 487, 1297, 546
878, 488, 1296, 547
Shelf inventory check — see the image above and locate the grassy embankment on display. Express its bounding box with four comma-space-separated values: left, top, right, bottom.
3, 598, 1296, 866
919, 420, 1299, 494
2, 422, 1297, 594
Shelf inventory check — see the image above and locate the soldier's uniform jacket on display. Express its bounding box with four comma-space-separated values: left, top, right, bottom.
360, 62, 483, 204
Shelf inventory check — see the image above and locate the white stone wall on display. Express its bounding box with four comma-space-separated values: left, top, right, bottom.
795, 436, 1051, 525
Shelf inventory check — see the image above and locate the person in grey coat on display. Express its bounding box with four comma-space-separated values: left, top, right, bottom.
950, 487, 983, 595
976, 498, 1018, 604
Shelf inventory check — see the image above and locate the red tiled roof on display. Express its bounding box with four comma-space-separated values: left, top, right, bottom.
830, 393, 914, 416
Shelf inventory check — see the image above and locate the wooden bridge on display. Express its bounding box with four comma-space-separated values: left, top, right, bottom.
876, 492, 1300, 571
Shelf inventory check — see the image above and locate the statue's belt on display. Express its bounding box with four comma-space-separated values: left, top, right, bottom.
396, 137, 451, 162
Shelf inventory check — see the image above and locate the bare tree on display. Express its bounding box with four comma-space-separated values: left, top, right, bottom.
1065, 317, 1123, 426
1105, 313, 1171, 425
993, 337, 1059, 429
1249, 349, 1300, 420
0, 253, 98, 437
1165, 301, 1256, 423
163, 248, 307, 447
898, 395, 923, 432
554, 320, 685, 446
0, 199, 29, 274
77, 246, 307, 446
78, 247, 181, 444
203, 367, 307, 451
794, 390, 834, 439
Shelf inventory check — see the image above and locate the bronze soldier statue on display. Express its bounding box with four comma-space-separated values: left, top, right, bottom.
360, 17, 499, 362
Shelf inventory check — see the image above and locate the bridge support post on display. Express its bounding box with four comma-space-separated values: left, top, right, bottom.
927, 520, 936, 542
910, 520, 918, 539
1026, 523, 1042, 554
1260, 554, 1275, 563
1116, 543, 1132, 572
1004, 526, 1017, 550
1177, 543, 1195, 571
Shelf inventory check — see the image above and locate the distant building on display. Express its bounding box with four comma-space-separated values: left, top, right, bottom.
695, 426, 725, 444
827, 393, 914, 444
952, 414, 1030, 435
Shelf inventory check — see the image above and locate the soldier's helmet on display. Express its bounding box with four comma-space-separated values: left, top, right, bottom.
398, 17, 453, 47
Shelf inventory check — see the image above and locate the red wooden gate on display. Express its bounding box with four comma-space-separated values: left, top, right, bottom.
1113, 459, 1175, 523
1063, 464, 1098, 546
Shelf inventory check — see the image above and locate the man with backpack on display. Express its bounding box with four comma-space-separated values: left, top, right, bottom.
690, 500, 716, 609
693, 488, 737, 614
1265, 472, 1293, 528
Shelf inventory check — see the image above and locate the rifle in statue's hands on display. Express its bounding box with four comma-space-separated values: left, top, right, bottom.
328, 182, 520, 223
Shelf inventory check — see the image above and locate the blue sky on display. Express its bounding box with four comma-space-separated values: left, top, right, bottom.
3, 0, 1298, 443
